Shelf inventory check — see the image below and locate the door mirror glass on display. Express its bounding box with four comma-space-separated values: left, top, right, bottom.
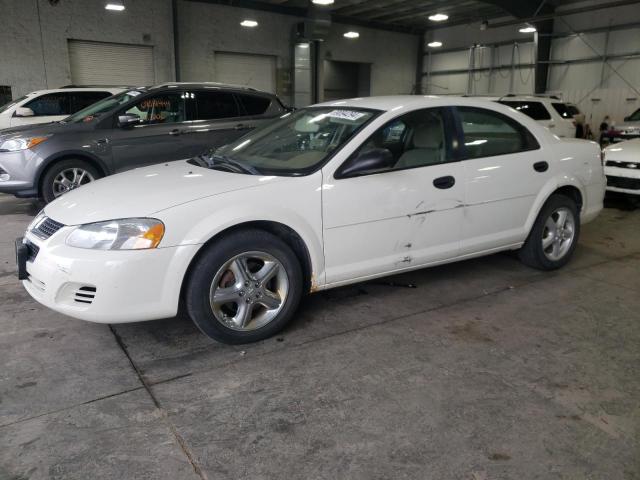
118, 113, 141, 127
14, 107, 34, 117
337, 148, 394, 178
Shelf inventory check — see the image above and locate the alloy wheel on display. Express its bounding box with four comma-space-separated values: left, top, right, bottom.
52, 168, 95, 198
541, 207, 576, 261
209, 251, 289, 331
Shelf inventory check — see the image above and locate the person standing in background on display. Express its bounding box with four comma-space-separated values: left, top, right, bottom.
599, 115, 610, 145
575, 113, 586, 139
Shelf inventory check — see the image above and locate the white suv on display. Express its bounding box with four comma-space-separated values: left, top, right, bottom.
497, 95, 580, 139
0, 86, 126, 130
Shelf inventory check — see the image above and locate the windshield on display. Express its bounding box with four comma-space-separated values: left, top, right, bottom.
213, 107, 378, 175
0, 95, 28, 114
64, 89, 145, 123
627, 108, 640, 122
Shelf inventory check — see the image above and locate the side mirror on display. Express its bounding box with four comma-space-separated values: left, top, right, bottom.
118, 113, 140, 128
14, 107, 34, 117
624, 116, 630, 122
337, 148, 395, 178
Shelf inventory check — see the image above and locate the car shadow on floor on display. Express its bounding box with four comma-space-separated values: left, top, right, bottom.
0, 196, 41, 216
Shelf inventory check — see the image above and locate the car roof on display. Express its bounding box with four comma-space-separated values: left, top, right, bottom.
28, 87, 126, 96
312, 95, 531, 112
150, 82, 269, 94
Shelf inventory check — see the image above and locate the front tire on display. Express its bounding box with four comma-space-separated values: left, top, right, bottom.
41, 159, 101, 203
185, 229, 303, 344
518, 194, 580, 270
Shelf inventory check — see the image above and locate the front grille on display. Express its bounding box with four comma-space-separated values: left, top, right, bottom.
607, 175, 640, 190
606, 160, 640, 170
34, 217, 65, 240
25, 240, 39, 261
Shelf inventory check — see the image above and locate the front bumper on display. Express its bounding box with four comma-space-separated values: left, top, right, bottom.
0, 150, 39, 195
21, 227, 200, 323
604, 165, 640, 196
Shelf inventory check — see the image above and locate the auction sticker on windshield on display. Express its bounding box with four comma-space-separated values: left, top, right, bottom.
327, 110, 367, 121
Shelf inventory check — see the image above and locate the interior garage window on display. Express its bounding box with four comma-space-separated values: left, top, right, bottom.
498, 100, 551, 121
194, 91, 239, 120
124, 93, 186, 125
24, 93, 72, 116
237, 94, 271, 116
457, 107, 540, 159
71, 91, 112, 112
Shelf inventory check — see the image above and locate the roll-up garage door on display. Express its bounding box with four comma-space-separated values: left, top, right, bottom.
215, 52, 276, 93
68, 40, 155, 86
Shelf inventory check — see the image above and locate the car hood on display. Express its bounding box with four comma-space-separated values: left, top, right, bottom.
616, 121, 640, 133
0, 121, 87, 139
604, 139, 640, 163
44, 160, 285, 225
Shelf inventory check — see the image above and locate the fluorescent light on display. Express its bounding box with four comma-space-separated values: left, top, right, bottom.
428, 13, 448, 22
105, 2, 125, 11
519, 25, 537, 33
297, 43, 310, 49
428, 41, 443, 48
344, 31, 360, 39
312, 0, 334, 4
240, 19, 258, 27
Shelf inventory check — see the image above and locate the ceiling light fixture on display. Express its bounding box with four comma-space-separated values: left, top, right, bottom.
428, 41, 443, 48
344, 31, 360, 39
105, 1, 125, 11
428, 13, 448, 22
240, 19, 258, 27
312, 0, 334, 4
519, 25, 537, 33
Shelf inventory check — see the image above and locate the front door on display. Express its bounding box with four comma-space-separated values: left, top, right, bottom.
322, 108, 465, 285
108, 91, 191, 173
11, 92, 72, 127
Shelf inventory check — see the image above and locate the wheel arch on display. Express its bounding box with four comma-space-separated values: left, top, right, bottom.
36, 151, 109, 196
525, 179, 585, 234
179, 220, 316, 305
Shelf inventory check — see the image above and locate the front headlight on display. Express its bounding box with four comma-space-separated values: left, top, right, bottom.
66, 218, 165, 250
0, 136, 50, 152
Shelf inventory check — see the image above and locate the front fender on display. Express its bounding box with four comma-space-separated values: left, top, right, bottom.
157, 173, 325, 287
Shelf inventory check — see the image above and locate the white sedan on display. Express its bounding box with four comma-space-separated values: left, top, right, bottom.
603, 139, 640, 197
17, 96, 606, 344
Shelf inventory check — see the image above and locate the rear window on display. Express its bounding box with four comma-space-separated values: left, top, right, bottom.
194, 91, 239, 120
498, 101, 551, 121
237, 94, 272, 116
552, 102, 579, 119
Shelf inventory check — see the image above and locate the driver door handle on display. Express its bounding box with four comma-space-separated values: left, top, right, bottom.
433, 176, 456, 189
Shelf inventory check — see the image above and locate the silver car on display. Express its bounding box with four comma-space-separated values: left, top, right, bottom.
0, 82, 288, 203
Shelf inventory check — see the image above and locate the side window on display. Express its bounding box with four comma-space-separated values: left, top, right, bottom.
71, 91, 112, 112
457, 107, 539, 159
498, 101, 551, 121
124, 93, 186, 125
24, 93, 71, 116
344, 108, 449, 175
237, 94, 272, 116
194, 91, 239, 120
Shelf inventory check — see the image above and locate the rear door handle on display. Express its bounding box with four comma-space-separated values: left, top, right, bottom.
433, 176, 455, 189
533, 161, 549, 172
169, 129, 181, 136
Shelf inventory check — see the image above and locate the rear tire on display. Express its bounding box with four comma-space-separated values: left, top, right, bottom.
518, 194, 580, 270
41, 159, 101, 203
185, 229, 303, 344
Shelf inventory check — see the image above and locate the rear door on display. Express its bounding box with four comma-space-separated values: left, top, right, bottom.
11, 92, 73, 127
108, 91, 191, 172
179, 89, 251, 157
455, 106, 550, 254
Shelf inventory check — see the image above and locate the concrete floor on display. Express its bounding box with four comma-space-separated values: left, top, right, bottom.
0, 193, 639, 480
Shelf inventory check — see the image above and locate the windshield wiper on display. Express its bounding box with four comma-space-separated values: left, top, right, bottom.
201, 153, 261, 175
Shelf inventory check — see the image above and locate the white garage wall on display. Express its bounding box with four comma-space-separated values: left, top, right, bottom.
422, 0, 640, 124
0, 0, 175, 98
176, 1, 418, 105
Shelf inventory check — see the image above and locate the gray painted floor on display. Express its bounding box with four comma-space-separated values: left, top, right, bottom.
0, 193, 638, 480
